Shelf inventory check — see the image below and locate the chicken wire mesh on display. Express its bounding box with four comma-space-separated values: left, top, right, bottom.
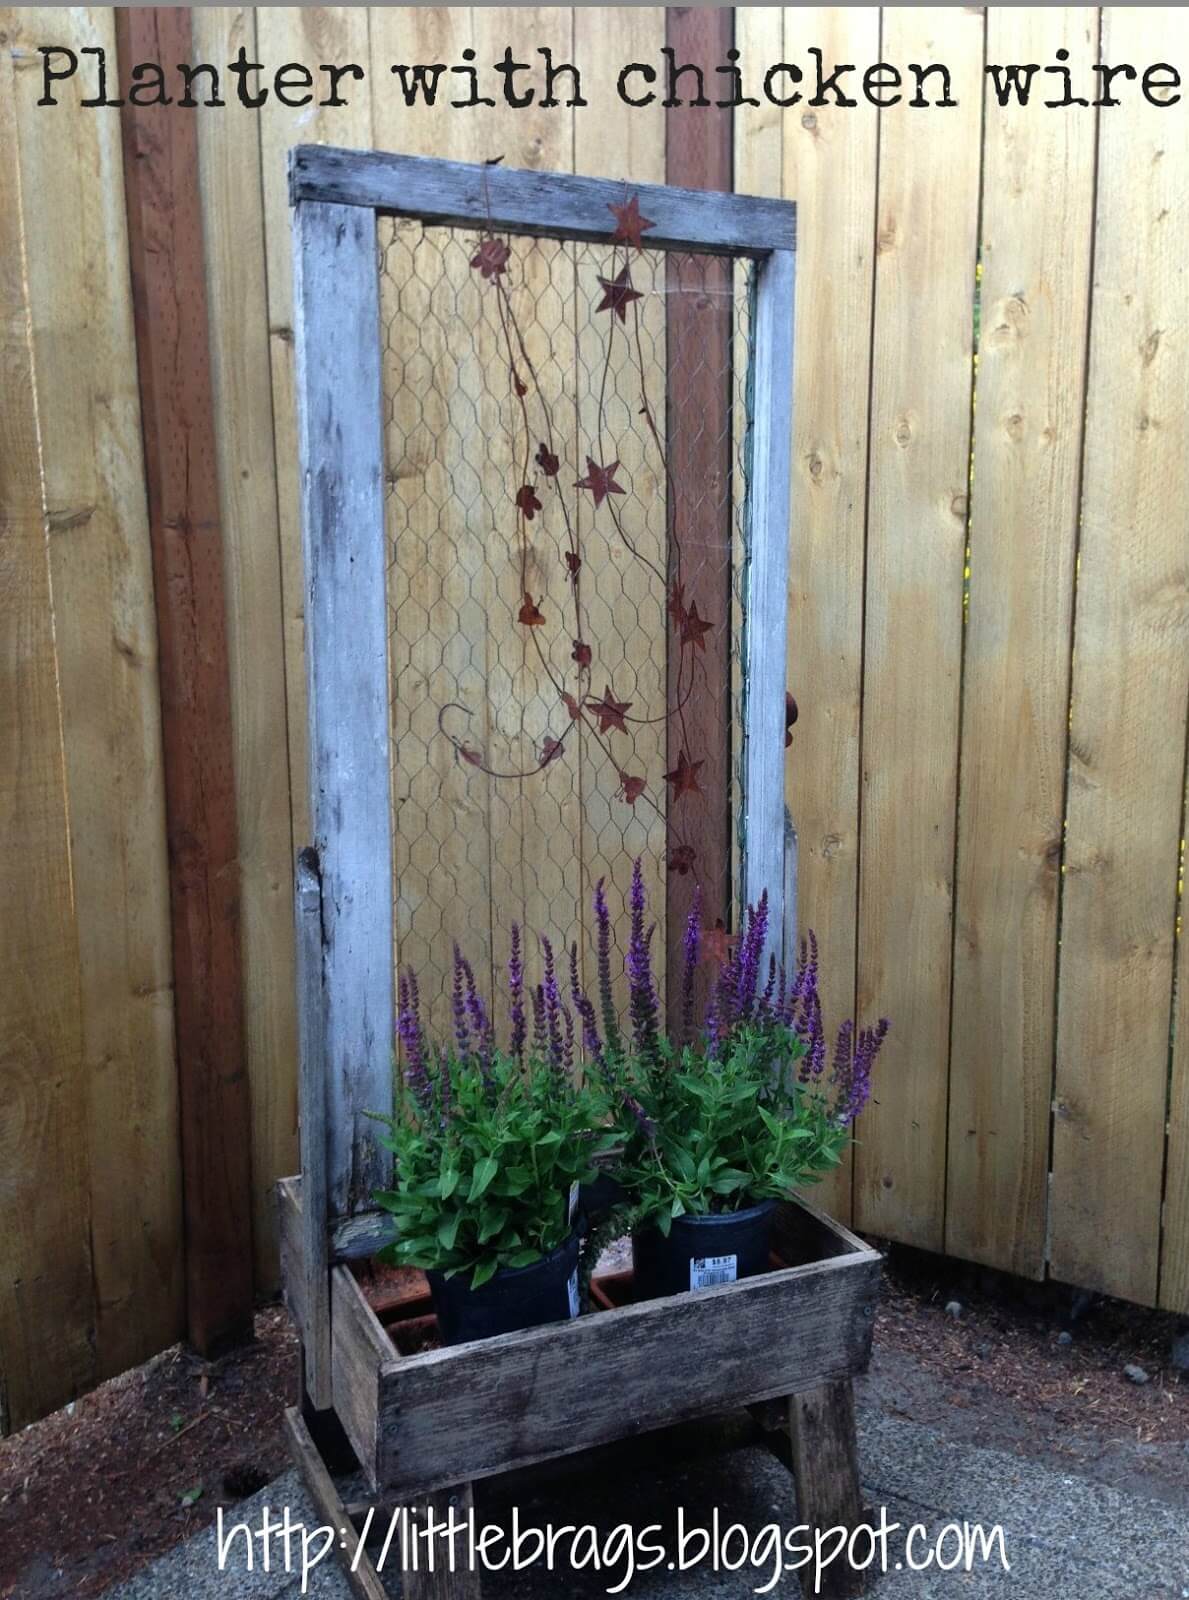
378, 216, 757, 1037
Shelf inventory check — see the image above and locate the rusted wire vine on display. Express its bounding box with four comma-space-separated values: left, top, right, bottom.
436, 186, 717, 882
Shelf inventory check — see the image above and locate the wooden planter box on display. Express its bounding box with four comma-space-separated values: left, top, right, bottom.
280, 1175, 880, 1596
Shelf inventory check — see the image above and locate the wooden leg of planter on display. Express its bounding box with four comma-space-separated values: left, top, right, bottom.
788, 1379, 867, 1599
297, 1337, 357, 1475
285, 1407, 389, 1600
402, 1484, 481, 1600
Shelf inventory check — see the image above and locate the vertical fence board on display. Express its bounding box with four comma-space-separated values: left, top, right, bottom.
946, 8, 1096, 1279
193, 5, 298, 1288
854, 7, 984, 1246
574, 7, 668, 1014
1162, 813, 1189, 1314
257, 6, 374, 858
116, 4, 254, 1351
776, 4, 880, 1224
11, 6, 182, 1371
664, 4, 735, 1026
1051, 6, 1189, 1306
0, 34, 96, 1432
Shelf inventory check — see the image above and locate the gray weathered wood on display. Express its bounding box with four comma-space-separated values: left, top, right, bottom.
293, 848, 331, 1407
402, 1484, 482, 1600
331, 1264, 398, 1489
783, 808, 799, 972
325, 1200, 879, 1495
290, 146, 796, 256
788, 1379, 867, 1598
277, 1176, 307, 1346
742, 247, 796, 966
293, 199, 393, 1219
285, 1407, 390, 1600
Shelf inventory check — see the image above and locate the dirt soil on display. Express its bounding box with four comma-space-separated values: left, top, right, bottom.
1, 1249, 1185, 1599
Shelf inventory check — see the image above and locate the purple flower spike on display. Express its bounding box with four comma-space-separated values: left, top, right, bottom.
508, 923, 526, 1060
832, 1016, 889, 1124
460, 951, 493, 1074
451, 943, 471, 1059
530, 982, 548, 1062
594, 877, 621, 1054
569, 941, 604, 1065
626, 859, 661, 1058
623, 1092, 657, 1144
540, 936, 566, 1072
679, 884, 701, 1043
397, 968, 430, 1105
759, 953, 777, 1016
734, 891, 769, 1021
562, 1004, 575, 1076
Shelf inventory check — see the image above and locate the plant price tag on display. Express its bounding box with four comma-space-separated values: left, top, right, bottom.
567, 1269, 580, 1319
690, 1254, 737, 1290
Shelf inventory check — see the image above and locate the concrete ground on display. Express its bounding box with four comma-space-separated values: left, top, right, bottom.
106, 1377, 1189, 1600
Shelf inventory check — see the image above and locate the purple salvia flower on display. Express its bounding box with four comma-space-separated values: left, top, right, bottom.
459, 951, 493, 1074
508, 923, 526, 1060
809, 993, 826, 1080
759, 953, 777, 1016
830, 1018, 854, 1086
562, 1003, 575, 1076
569, 941, 604, 1065
626, 860, 661, 1057
593, 877, 622, 1055
397, 969, 430, 1105
540, 936, 566, 1072
530, 982, 548, 1062
451, 943, 471, 1059
679, 884, 701, 1043
623, 1092, 657, 1144
735, 891, 769, 1021
843, 1017, 890, 1123
796, 989, 825, 1083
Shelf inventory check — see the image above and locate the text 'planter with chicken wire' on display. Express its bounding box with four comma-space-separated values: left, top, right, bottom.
277, 145, 880, 1600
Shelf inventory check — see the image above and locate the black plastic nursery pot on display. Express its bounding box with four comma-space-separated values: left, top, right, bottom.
426, 1230, 581, 1345
631, 1198, 779, 1301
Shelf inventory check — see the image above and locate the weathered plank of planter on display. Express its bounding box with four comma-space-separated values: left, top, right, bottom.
289, 145, 795, 256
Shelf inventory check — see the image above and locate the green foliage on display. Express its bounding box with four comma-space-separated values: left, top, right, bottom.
610, 1022, 850, 1236
372, 1053, 617, 1289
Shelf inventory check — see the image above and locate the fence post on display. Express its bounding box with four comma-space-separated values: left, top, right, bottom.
116, 5, 254, 1353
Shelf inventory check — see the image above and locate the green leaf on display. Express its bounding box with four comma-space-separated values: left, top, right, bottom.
179, 1484, 203, 1508
438, 1166, 460, 1200
437, 1212, 462, 1252
478, 1207, 509, 1244
469, 1257, 498, 1289
505, 1247, 543, 1268
467, 1156, 500, 1203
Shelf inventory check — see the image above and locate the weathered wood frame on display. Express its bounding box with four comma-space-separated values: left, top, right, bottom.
289, 144, 796, 1265
282, 148, 867, 1597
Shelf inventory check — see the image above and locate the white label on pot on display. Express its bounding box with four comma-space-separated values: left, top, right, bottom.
567, 1269, 580, 1319
567, 1181, 580, 1223
690, 1254, 737, 1291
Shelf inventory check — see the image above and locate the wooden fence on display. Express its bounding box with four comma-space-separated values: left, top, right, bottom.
2, 5, 1187, 1434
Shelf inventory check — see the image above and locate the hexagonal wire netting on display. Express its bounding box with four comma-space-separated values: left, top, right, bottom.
378, 215, 757, 1039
